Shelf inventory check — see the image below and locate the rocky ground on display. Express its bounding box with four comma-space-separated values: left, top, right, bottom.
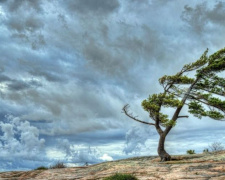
1, 151, 225, 180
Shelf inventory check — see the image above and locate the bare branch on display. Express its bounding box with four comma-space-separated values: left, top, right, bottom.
122, 104, 155, 126
177, 115, 189, 118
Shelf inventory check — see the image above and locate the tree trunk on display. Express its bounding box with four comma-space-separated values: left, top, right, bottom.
158, 134, 171, 161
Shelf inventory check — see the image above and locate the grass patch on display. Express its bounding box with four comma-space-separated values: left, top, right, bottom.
103, 173, 138, 180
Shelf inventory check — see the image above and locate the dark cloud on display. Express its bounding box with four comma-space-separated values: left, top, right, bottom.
0, 72, 42, 92
181, 1, 225, 33
1, 78, 126, 136
1, 0, 225, 171
82, 24, 166, 79
7, 79, 42, 91
5, 14, 45, 50
207, 2, 225, 23
57, 14, 68, 29
57, 129, 125, 146
2, 0, 43, 12
7, 80, 31, 91
0, 0, 45, 50
12, 17, 43, 33
6, 15, 44, 33
64, 0, 120, 15
127, 0, 151, 11
0, 74, 11, 82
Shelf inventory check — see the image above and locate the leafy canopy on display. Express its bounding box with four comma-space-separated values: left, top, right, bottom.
142, 48, 225, 127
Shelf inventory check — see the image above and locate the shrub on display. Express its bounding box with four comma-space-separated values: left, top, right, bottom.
50, 162, 66, 169
103, 173, 138, 180
186, 150, 195, 154
203, 148, 209, 153
208, 142, 224, 152
35, 166, 48, 170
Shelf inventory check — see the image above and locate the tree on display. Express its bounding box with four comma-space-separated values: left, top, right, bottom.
208, 142, 224, 152
123, 48, 225, 161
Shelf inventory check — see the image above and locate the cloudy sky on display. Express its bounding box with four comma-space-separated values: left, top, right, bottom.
1, 0, 225, 171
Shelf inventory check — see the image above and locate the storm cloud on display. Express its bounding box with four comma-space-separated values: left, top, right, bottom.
63, 0, 120, 15
0, 0, 225, 171
181, 2, 225, 33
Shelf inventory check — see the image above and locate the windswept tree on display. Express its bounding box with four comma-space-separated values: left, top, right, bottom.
123, 48, 225, 161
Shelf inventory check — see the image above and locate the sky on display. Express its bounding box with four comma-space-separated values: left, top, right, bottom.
0, 0, 225, 171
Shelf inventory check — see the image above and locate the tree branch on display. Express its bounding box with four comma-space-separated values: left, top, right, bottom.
193, 87, 225, 97
122, 104, 155, 126
188, 94, 225, 113
164, 77, 200, 136
178, 115, 189, 118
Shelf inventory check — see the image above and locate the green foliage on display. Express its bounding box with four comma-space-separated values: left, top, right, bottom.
159, 75, 195, 85
208, 48, 225, 64
186, 150, 195, 154
143, 47, 225, 125
142, 95, 160, 113
208, 97, 225, 110
207, 110, 224, 120
203, 148, 209, 153
182, 48, 209, 72
162, 94, 182, 107
203, 57, 225, 73
103, 173, 138, 180
195, 73, 225, 97
35, 166, 48, 170
197, 48, 225, 77
188, 101, 207, 118
188, 97, 225, 120
142, 93, 181, 111
157, 48, 225, 124
164, 119, 176, 127
142, 93, 181, 126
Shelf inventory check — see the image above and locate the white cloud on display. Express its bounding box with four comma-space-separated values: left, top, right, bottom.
53, 139, 115, 165
123, 125, 155, 154
0, 5, 5, 16
100, 154, 113, 161
0, 115, 46, 170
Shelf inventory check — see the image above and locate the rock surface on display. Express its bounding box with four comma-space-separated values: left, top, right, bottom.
1, 151, 225, 180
